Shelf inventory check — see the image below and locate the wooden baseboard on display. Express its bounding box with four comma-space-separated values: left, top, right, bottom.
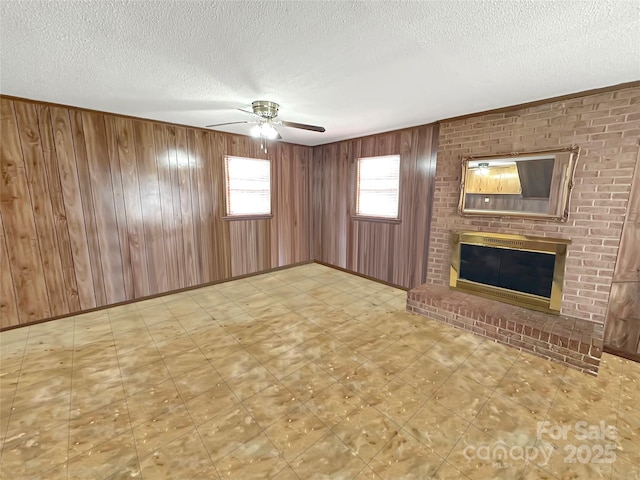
604, 346, 640, 364
0, 260, 314, 332
312, 260, 408, 291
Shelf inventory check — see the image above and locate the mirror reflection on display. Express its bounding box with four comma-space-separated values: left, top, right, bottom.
459, 147, 579, 221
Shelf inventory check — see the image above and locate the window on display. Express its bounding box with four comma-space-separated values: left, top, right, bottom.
355, 155, 400, 219
224, 156, 271, 217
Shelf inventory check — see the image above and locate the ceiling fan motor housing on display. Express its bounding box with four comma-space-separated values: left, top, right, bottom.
252, 100, 279, 119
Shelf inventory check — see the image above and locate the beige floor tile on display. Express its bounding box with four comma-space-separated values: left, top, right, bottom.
432, 371, 492, 422
333, 405, 401, 462
125, 379, 184, 425
611, 454, 640, 480
69, 400, 131, 457
367, 378, 429, 425
119, 360, 172, 398
262, 347, 310, 379
264, 404, 329, 462
456, 342, 517, 389
225, 365, 278, 400
495, 357, 565, 414
532, 437, 615, 480
11, 374, 72, 412
0, 327, 29, 346
215, 432, 287, 478
242, 382, 301, 428
369, 429, 444, 479
173, 363, 223, 401
473, 391, 545, 447
116, 344, 163, 373
154, 332, 198, 357
280, 362, 336, 403
1, 264, 636, 479
132, 404, 197, 457
1, 422, 70, 479
404, 399, 470, 458
354, 465, 384, 479
305, 382, 363, 428
3, 395, 70, 448
445, 425, 526, 479
339, 360, 393, 399
197, 405, 262, 462
138, 429, 215, 479
271, 465, 303, 480
398, 352, 454, 397
371, 341, 421, 375
162, 347, 209, 377
276, 320, 323, 347
432, 461, 472, 479
184, 382, 239, 426
316, 345, 367, 378
423, 335, 477, 369
290, 431, 367, 479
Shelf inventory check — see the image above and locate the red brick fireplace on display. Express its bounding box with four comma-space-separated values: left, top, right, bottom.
408, 85, 640, 375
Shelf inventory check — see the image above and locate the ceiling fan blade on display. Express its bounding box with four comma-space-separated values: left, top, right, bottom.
205, 121, 251, 128
281, 120, 325, 133
238, 108, 263, 120
272, 125, 283, 140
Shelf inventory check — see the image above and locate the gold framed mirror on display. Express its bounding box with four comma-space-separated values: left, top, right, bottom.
458, 146, 580, 221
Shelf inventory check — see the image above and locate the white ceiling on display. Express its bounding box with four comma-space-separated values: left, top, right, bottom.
1, 1, 639, 146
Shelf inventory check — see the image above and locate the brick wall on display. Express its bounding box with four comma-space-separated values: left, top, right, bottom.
427, 86, 640, 324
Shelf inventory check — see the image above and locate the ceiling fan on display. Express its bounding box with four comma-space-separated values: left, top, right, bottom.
205, 100, 325, 151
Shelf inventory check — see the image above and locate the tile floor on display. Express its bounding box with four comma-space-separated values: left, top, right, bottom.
0, 263, 638, 480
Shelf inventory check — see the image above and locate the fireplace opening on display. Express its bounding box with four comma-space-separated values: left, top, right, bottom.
460, 244, 556, 298
450, 232, 570, 313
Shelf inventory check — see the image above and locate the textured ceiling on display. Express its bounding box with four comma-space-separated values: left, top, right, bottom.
1, 1, 639, 146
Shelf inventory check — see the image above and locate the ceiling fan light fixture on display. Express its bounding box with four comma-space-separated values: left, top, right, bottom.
250, 124, 262, 138
251, 122, 278, 140
260, 122, 278, 139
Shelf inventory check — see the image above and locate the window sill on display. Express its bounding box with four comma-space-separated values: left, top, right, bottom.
352, 215, 401, 224
223, 214, 274, 221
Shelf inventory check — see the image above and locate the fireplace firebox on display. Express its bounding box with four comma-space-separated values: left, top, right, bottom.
450, 232, 570, 313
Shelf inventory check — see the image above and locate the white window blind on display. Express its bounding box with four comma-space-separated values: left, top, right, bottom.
356, 155, 400, 218
224, 156, 271, 216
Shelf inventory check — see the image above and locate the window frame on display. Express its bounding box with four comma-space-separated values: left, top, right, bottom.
353, 154, 402, 224
223, 155, 274, 220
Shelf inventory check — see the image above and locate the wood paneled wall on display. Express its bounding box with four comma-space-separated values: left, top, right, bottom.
0, 97, 312, 328
604, 149, 640, 360
310, 125, 438, 289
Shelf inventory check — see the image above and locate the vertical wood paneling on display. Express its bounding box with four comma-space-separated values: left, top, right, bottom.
82, 112, 126, 304
0, 214, 19, 328
175, 126, 198, 287
52, 106, 97, 310
38, 105, 81, 312
104, 117, 134, 299
229, 220, 271, 276
13, 102, 69, 316
114, 117, 150, 298
0, 96, 312, 329
311, 125, 438, 289
153, 124, 180, 291
185, 129, 203, 286
605, 150, 640, 358
70, 109, 107, 306
133, 120, 168, 294
207, 131, 232, 279
276, 144, 311, 265
194, 129, 214, 282
165, 126, 186, 289
0, 100, 51, 322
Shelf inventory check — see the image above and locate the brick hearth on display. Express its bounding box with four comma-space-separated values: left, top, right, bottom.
407, 284, 603, 375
